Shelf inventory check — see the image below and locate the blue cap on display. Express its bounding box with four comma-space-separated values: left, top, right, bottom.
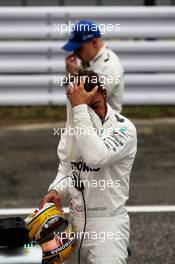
62, 20, 101, 52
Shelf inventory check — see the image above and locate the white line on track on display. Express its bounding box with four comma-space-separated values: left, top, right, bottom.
126, 205, 175, 213
0, 206, 175, 215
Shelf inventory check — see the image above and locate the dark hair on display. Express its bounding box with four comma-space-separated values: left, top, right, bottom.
68, 70, 104, 92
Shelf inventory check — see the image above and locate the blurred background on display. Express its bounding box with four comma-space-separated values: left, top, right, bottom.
0, 1, 175, 263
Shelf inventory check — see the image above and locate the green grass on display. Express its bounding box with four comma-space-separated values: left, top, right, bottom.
123, 106, 175, 119
0, 105, 174, 127
0, 106, 66, 127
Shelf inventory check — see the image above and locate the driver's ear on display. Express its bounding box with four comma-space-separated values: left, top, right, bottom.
102, 89, 107, 98
92, 38, 98, 48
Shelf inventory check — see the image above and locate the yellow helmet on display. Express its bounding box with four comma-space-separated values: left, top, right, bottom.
25, 203, 75, 264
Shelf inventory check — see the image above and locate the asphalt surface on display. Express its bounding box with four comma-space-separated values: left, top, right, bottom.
0, 119, 175, 263
128, 212, 175, 264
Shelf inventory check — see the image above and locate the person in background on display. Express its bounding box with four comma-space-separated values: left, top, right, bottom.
62, 19, 124, 113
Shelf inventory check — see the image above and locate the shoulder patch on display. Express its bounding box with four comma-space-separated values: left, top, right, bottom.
115, 114, 124, 123
119, 127, 127, 134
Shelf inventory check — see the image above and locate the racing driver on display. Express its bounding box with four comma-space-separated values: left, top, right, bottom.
39, 70, 137, 264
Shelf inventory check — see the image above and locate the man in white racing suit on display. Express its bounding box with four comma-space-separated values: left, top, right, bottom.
40, 71, 137, 264
63, 20, 124, 113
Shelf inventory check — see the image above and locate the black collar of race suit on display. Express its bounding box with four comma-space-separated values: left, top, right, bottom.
103, 103, 111, 124
82, 54, 103, 69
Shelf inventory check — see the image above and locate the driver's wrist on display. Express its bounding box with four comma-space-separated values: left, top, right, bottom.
73, 104, 89, 120
72, 102, 86, 108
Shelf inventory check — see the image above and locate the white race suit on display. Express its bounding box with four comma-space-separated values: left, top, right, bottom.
49, 104, 137, 264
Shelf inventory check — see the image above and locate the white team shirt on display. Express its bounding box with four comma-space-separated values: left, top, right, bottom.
49, 104, 137, 219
